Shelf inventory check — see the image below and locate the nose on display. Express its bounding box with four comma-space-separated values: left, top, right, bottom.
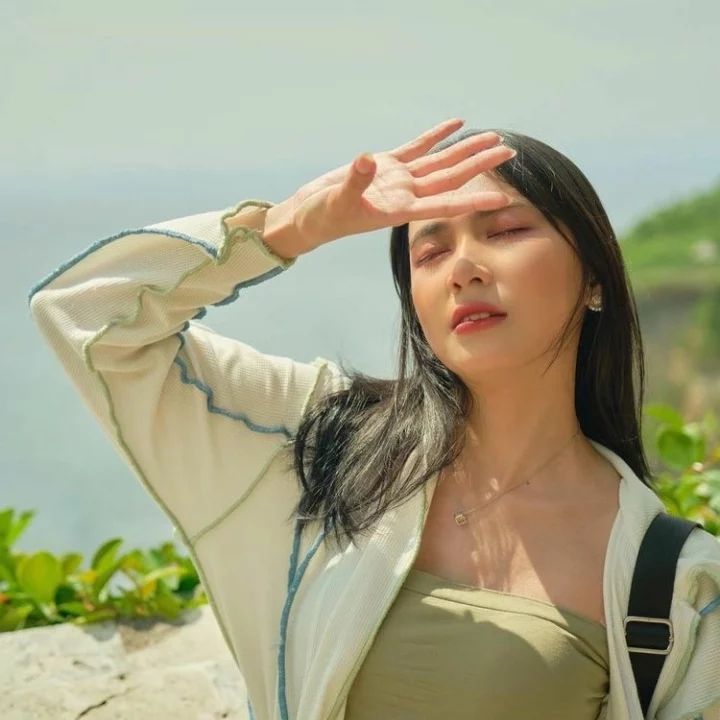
447, 250, 493, 291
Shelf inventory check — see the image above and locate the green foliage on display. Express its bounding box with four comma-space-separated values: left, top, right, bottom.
620, 179, 720, 293
645, 402, 720, 536
0, 515, 207, 633
625, 180, 720, 244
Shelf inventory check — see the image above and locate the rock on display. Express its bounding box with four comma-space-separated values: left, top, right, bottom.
0, 606, 250, 719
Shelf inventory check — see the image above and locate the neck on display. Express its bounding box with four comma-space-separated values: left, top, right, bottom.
450, 349, 604, 501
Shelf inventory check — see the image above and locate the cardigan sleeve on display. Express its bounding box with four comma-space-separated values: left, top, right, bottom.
655, 527, 720, 720
27, 199, 350, 543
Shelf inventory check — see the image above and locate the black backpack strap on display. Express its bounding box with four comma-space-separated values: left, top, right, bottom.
625, 511, 703, 718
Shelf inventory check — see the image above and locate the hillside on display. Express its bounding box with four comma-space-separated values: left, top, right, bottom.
617, 178, 720, 418
620, 179, 720, 294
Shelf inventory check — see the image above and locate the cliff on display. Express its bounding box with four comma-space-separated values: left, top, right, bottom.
0, 605, 250, 719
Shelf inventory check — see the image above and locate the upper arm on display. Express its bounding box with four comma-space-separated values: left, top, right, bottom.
28, 199, 351, 540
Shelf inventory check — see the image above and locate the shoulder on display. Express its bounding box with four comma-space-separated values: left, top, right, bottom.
675, 526, 720, 610
679, 525, 720, 574
655, 527, 720, 719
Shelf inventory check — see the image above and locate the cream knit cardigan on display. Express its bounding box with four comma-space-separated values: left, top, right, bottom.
28, 199, 720, 720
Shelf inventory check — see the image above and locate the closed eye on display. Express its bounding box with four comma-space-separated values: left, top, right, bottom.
415, 227, 531, 265
488, 226, 531, 239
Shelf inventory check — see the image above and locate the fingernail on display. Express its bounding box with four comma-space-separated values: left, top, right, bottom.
356, 154, 373, 174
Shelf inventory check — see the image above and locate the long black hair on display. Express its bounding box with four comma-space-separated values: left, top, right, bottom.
287, 127, 651, 551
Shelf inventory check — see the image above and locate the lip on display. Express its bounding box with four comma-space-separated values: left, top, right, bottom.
451, 302, 507, 329
453, 314, 507, 334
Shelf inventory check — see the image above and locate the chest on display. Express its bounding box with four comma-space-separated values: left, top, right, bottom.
411, 472, 620, 627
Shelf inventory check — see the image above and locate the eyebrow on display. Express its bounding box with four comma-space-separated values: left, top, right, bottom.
408, 200, 532, 250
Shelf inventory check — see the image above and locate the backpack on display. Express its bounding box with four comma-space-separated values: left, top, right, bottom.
625, 511, 704, 717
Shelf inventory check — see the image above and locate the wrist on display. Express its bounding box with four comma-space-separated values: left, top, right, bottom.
263, 198, 317, 260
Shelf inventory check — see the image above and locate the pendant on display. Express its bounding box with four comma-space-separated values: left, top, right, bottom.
453, 511, 468, 526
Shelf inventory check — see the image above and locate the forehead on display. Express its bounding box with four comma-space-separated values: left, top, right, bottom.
407, 174, 532, 238
407, 186, 536, 248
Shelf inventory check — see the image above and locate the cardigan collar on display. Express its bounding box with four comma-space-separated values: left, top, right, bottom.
287, 439, 669, 720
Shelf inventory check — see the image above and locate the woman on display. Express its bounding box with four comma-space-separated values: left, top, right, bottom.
28, 119, 720, 719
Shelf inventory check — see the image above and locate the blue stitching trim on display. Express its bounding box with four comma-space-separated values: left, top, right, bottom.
277, 522, 303, 720
699, 594, 720, 617
212, 264, 286, 305
29, 208, 309, 719
27, 227, 224, 305
173, 331, 293, 440
27, 225, 287, 306
277, 522, 327, 720
31, 217, 295, 441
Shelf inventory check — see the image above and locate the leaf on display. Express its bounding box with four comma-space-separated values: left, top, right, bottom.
155, 591, 182, 619
679, 492, 703, 516
57, 602, 89, 616
92, 556, 127, 600
17, 552, 63, 604
77, 569, 97, 585
657, 428, 702, 469
176, 573, 200, 596
91, 538, 123, 573
148, 548, 165, 570
35, 601, 61, 623
661, 494, 683, 516
7, 511, 36, 548
72, 608, 116, 625
55, 583, 79, 605
0, 509, 14, 544
140, 565, 183, 589
119, 549, 145, 573
0, 604, 34, 632
0, 546, 16, 585
644, 403, 685, 429
683, 423, 707, 462
61, 553, 84, 576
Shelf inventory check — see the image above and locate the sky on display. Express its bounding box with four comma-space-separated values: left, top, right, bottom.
3, 0, 719, 558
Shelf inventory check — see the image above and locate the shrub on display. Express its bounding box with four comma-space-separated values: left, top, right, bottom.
0, 514, 207, 633
645, 402, 720, 536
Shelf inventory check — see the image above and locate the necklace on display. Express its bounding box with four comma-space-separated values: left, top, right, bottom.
452, 429, 582, 526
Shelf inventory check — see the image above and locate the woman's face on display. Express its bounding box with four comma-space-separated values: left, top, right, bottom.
407, 171, 594, 380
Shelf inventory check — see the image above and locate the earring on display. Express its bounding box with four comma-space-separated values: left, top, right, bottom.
588, 293, 603, 312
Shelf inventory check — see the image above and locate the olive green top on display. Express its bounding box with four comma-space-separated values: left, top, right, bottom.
345, 567, 609, 719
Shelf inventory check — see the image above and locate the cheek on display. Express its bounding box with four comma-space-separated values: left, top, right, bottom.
410, 288, 430, 332
516, 251, 582, 327
411, 281, 445, 345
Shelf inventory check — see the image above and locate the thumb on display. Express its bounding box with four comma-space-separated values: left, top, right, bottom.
343, 152, 376, 195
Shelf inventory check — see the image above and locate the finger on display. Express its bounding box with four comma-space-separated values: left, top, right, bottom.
336, 152, 377, 200
388, 118, 464, 163
354, 152, 376, 175
413, 145, 517, 198
403, 190, 513, 222
407, 131, 504, 178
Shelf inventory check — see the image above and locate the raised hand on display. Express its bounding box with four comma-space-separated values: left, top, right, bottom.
288, 118, 517, 249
